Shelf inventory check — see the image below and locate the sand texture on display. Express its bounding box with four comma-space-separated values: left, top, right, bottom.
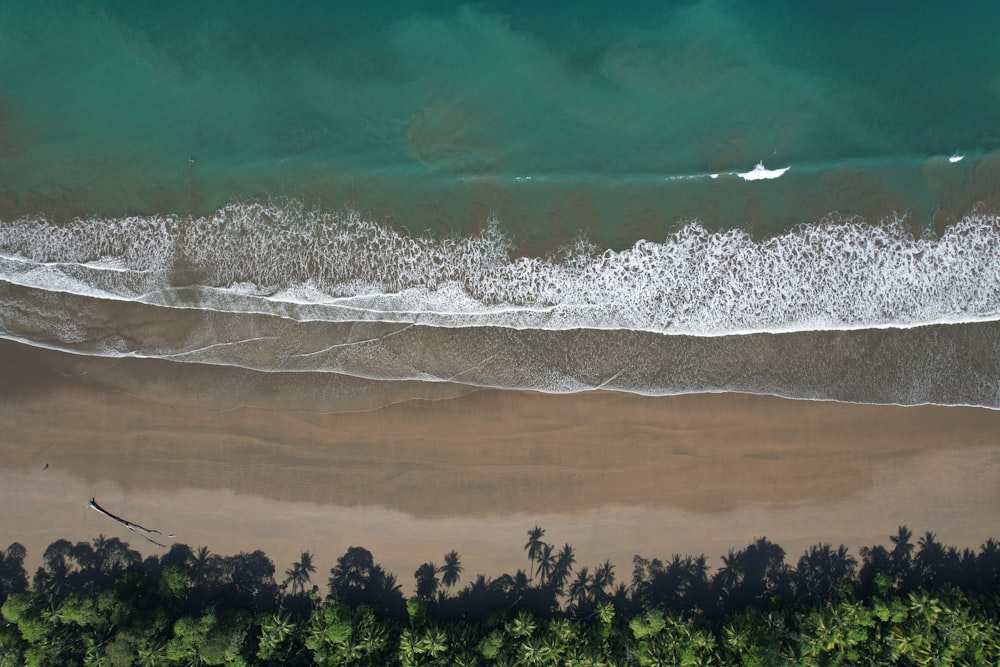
1, 340, 998, 584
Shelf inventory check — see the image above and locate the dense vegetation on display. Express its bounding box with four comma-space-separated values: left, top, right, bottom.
1, 526, 999, 665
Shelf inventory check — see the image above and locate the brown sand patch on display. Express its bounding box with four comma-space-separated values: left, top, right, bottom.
1, 339, 998, 583
2, 448, 998, 592
2, 341, 997, 516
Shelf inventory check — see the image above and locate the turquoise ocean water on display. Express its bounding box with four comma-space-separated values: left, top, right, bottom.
2, 1, 999, 406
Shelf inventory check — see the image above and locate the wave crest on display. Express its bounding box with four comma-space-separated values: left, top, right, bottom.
2, 201, 999, 335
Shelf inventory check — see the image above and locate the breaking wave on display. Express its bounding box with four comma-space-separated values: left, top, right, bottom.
2, 201, 1000, 408
1, 201, 999, 336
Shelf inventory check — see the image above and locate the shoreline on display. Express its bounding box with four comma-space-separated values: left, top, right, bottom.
1, 339, 999, 584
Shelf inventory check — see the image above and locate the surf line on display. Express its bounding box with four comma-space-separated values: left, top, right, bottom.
88, 497, 167, 548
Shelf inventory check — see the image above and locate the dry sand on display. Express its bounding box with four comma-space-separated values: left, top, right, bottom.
1, 339, 998, 589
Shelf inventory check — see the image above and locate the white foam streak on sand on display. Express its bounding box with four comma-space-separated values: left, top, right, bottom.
1, 203, 1000, 337
737, 161, 789, 180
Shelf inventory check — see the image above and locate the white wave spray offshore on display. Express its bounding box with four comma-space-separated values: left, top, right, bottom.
1, 201, 999, 335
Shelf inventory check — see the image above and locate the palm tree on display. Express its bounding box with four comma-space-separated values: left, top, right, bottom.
890, 525, 913, 550
889, 525, 914, 585
88, 535, 108, 567
282, 564, 299, 594
590, 560, 615, 602
398, 628, 419, 664
714, 538, 789, 613
189, 546, 218, 586
549, 543, 576, 594
414, 562, 439, 600
858, 544, 893, 595
329, 546, 397, 607
510, 609, 537, 638
381, 570, 403, 597
0, 542, 27, 600
35, 539, 75, 600
977, 538, 1000, 590
439, 550, 463, 590
258, 612, 296, 660
494, 569, 532, 606
512, 570, 531, 597
557, 543, 575, 572
535, 543, 556, 586
421, 627, 448, 659
519, 637, 545, 664
136, 639, 168, 667
914, 531, 947, 589
284, 551, 317, 595
795, 543, 857, 604
569, 568, 591, 608
947, 547, 978, 590
680, 554, 711, 612
524, 526, 547, 576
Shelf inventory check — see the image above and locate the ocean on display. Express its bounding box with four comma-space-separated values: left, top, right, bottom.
2, 0, 999, 407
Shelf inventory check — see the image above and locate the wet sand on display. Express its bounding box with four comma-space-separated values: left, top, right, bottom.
1, 339, 998, 588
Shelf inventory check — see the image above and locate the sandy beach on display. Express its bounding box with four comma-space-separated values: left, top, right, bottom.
1, 339, 998, 589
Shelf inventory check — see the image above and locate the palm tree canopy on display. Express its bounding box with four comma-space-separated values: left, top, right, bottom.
548, 544, 576, 593
440, 550, 463, 589
297, 551, 317, 575
557, 544, 576, 573
535, 543, 556, 584
890, 525, 915, 558
414, 562, 439, 600
569, 567, 591, 604
524, 526, 546, 565
283, 551, 317, 595
590, 560, 616, 600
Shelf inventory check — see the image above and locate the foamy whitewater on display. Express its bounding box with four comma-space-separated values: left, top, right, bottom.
2, 202, 999, 333
2, 202, 999, 406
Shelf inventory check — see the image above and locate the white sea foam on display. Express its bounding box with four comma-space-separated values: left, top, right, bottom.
737, 161, 790, 180
2, 202, 1000, 338
81, 257, 132, 272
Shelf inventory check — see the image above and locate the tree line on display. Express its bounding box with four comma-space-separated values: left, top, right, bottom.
1, 525, 999, 665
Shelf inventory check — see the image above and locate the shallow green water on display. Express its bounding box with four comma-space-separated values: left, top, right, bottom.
2, 1, 999, 242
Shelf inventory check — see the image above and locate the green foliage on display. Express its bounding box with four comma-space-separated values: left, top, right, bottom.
477, 629, 504, 659
595, 600, 615, 639
398, 625, 448, 664
508, 610, 536, 638
101, 637, 127, 666
406, 597, 428, 628
1, 593, 52, 645
0, 529, 999, 666
305, 603, 392, 666
167, 608, 252, 666
873, 571, 893, 597
2, 591, 77, 666
59, 593, 103, 627
630, 609, 720, 667
256, 611, 295, 661
0, 620, 26, 667
306, 604, 351, 650
630, 609, 668, 639
160, 564, 192, 599
736, 610, 793, 666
